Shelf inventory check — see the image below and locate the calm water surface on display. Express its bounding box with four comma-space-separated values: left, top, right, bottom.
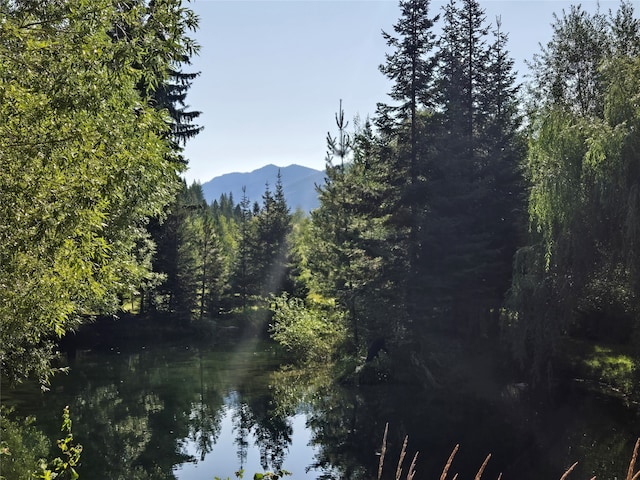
4, 337, 640, 480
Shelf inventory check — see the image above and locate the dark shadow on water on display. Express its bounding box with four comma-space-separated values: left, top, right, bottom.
3, 337, 640, 480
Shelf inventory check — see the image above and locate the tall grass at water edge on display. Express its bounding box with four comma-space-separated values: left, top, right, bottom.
375, 423, 640, 480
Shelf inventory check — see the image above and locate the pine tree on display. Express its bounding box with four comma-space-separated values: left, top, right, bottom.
231, 187, 256, 310
254, 174, 292, 298
311, 102, 361, 348
376, 0, 439, 319
110, 0, 202, 164
194, 209, 225, 320
153, 67, 203, 158
418, 0, 523, 334
311, 106, 411, 352
475, 16, 525, 325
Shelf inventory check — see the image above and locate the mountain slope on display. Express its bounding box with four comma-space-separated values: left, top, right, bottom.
201, 164, 325, 213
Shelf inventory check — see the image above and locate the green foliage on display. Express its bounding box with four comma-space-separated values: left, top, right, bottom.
306, 1, 524, 369
212, 467, 291, 480
269, 293, 346, 364
527, 4, 610, 117
34, 407, 83, 480
0, 407, 82, 480
0, 408, 50, 480
377, 0, 439, 129
506, 3, 640, 383
253, 173, 293, 298
562, 339, 638, 396
311, 112, 403, 350
584, 346, 636, 395
151, 174, 298, 326
252, 470, 291, 480
417, 0, 524, 333
376, 0, 440, 322
148, 182, 229, 321
214, 469, 244, 480
0, 0, 198, 384
226, 176, 294, 313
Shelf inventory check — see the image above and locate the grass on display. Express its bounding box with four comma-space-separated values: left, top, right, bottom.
583, 345, 636, 394
375, 423, 640, 480
562, 338, 638, 397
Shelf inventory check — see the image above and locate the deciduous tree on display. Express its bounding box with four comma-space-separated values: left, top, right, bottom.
0, 0, 198, 384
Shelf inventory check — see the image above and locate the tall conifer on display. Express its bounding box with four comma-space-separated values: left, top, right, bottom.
419, 0, 523, 333
376, 0, 439, 319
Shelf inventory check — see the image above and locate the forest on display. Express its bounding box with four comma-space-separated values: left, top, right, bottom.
2, 0, 640, 478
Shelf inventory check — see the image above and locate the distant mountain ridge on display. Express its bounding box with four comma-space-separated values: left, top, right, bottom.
201, 164, 325, 213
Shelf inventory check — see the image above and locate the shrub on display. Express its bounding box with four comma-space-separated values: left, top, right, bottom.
269, 293, 346, 364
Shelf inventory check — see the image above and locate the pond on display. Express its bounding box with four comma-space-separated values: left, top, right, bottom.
3, 336, 640, 480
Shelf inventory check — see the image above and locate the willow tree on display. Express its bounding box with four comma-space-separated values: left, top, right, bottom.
507, 2, 640, 382
0, 0, 198, 385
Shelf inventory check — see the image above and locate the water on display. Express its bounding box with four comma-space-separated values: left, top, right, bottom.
4, 337, 640, 480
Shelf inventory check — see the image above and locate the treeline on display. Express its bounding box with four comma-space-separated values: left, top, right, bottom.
142, 175, 299, 324
147, 0, 640, 394
268, 0, 640, 390
142, 0, 526, 371
300, 0, 525, 373
507, 2, 640, 382
3, 0, 640, 395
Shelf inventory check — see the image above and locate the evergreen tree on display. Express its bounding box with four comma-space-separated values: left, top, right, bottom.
193, 208, 225, 320
146, 181, 189, 313
418, 0, 523, 334
253, 174, 293, 298
311, 109, 406, 351
231, 187, 256, 310
475, 16, 526, 326
149, 182, 227, 321
153, 67, 203, 160
311, 102, 361, 348
376, 0, 439, 319
153, 183, 201, 319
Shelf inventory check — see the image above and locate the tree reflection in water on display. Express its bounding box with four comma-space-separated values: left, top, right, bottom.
5, 340, 640, 480
5, 341, 309, 479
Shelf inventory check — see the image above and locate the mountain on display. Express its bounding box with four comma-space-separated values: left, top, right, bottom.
201, 164, 326, 213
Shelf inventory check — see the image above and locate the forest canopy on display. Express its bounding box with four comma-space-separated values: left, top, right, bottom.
3, 1, 640, 478
2, 0, 640, 399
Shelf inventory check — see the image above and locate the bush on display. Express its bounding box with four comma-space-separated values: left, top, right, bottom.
269, 293, 346, 364
0, 408, 50, 480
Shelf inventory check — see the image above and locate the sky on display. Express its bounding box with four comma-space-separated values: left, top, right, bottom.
181, 0, 633, 184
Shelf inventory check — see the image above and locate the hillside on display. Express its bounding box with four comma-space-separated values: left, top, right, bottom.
201, 164, 325, 213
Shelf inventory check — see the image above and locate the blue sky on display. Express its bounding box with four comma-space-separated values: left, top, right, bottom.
181, 0, 629, 183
